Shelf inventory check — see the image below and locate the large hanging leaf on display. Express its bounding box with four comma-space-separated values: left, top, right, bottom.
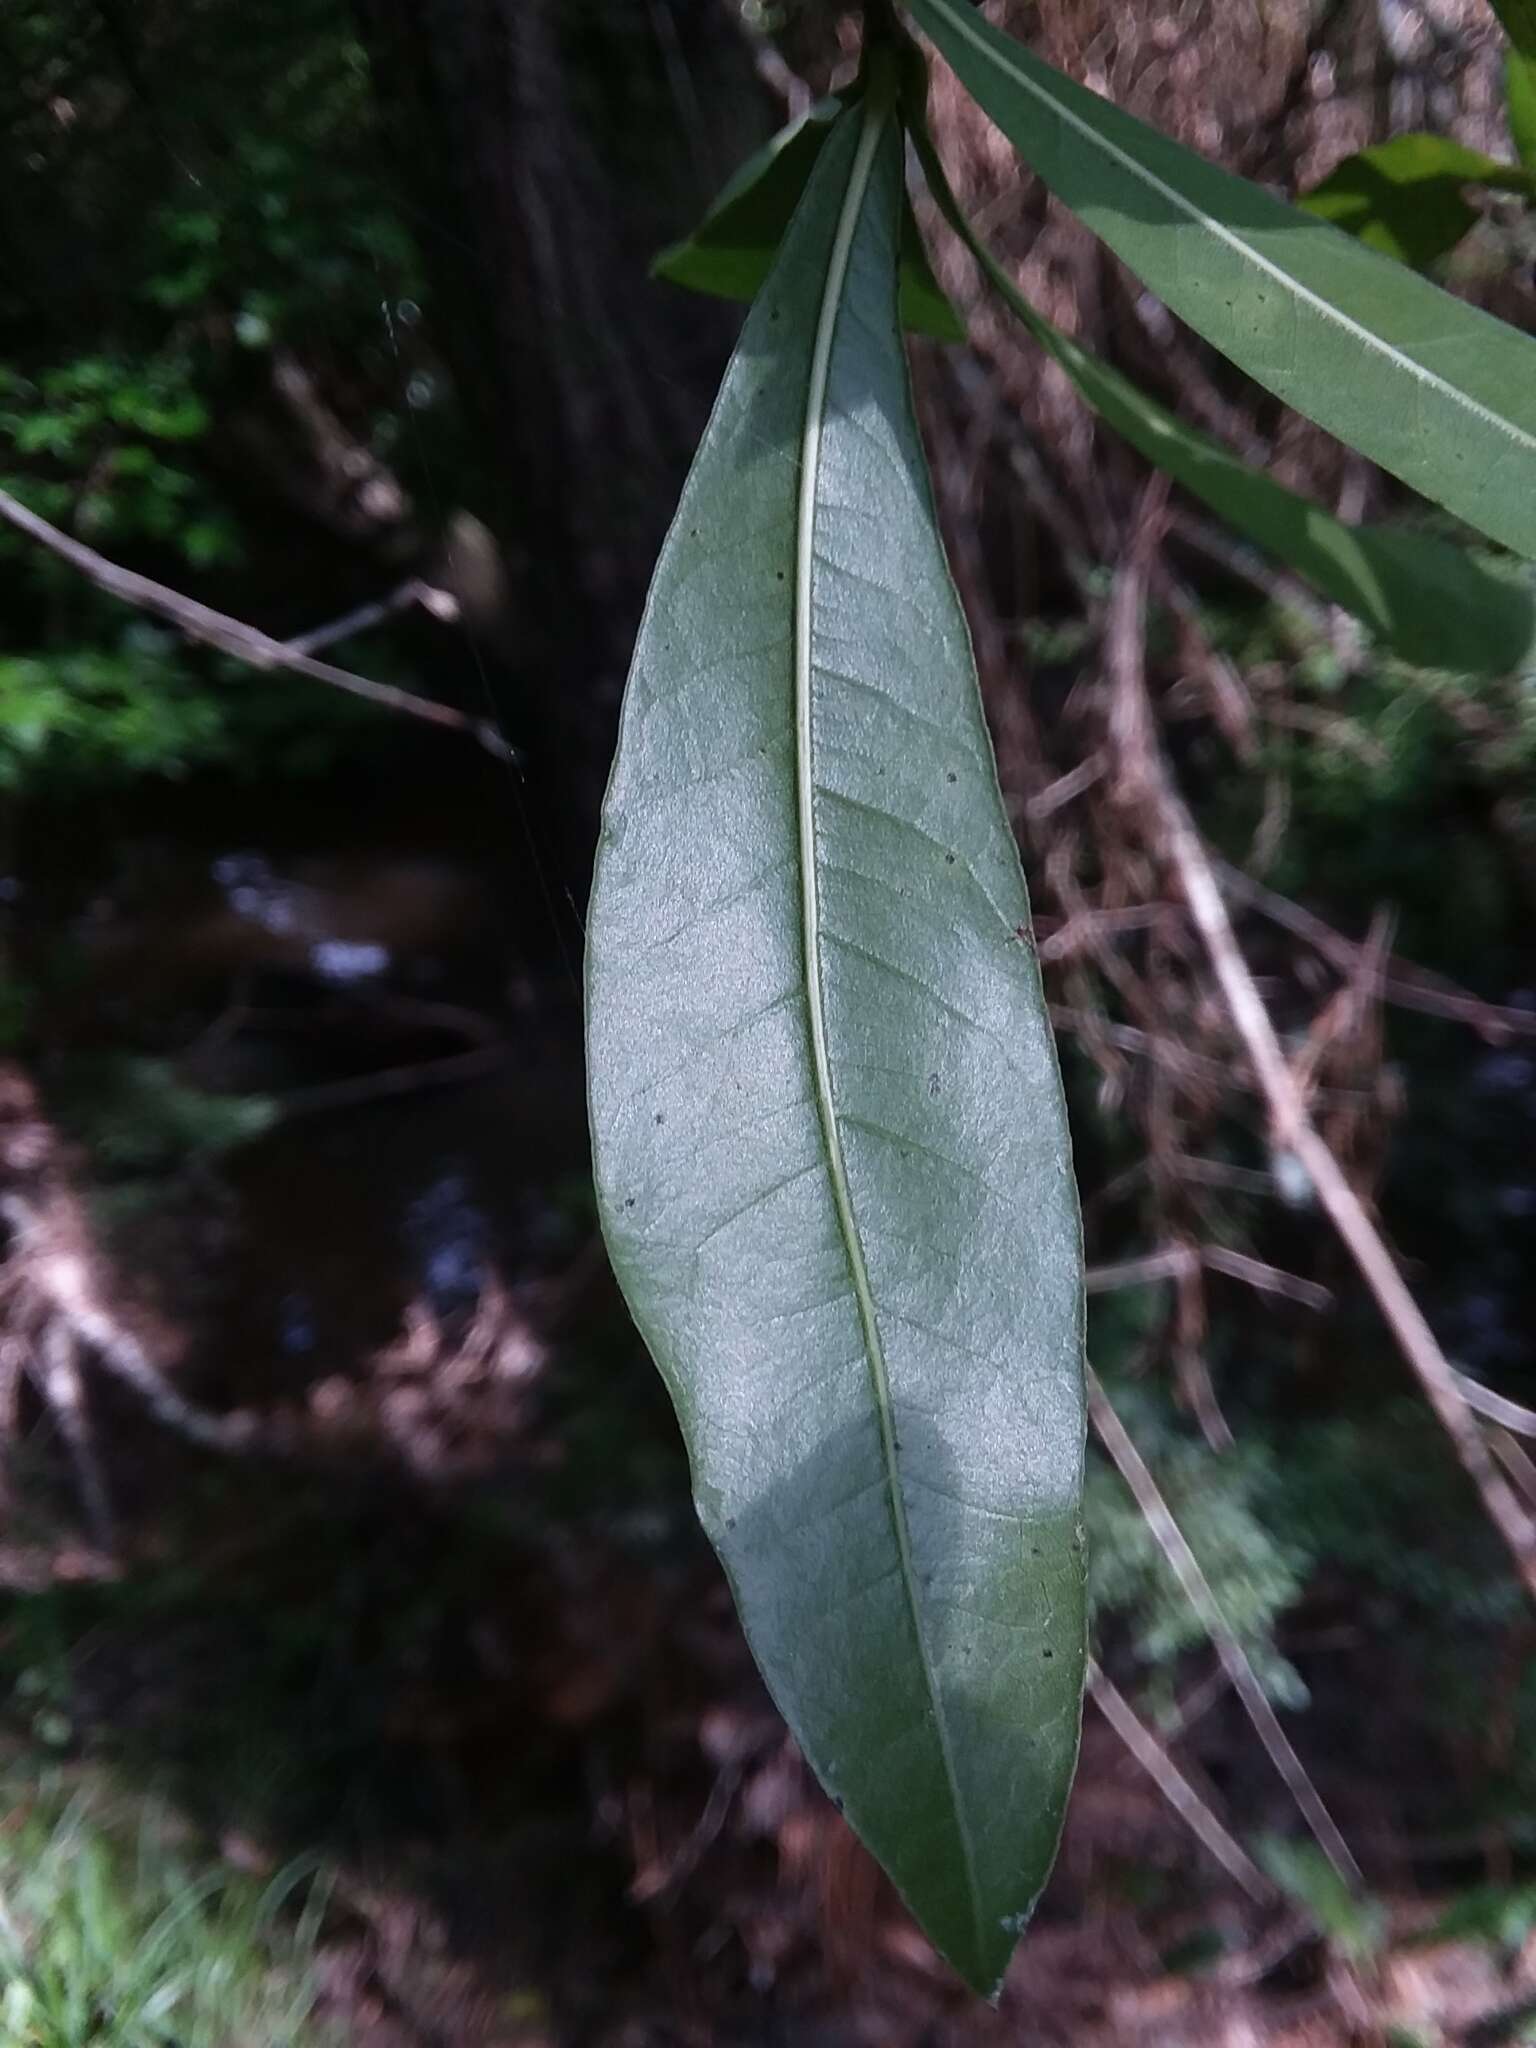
907, 122, 1536, 675
904, 0, 1536, 563
653, 91, 965, 341
1299, 134, 1529, 269
587, 79, 1085, 1996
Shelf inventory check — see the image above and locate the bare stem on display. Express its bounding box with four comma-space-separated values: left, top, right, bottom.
1087, 1659, 1277, 1903
1088, 1365, 1362, 1888
1105, 487, 1536, 1608
0, 486, 512, 762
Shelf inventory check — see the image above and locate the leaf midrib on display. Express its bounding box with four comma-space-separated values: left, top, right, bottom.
917, 0, 1536, 466
793, 85, 987, 1962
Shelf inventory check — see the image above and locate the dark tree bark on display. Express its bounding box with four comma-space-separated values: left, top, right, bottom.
352, 0, 771, 902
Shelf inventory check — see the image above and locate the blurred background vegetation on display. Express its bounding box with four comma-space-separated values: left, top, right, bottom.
1, 1, 1535, 2042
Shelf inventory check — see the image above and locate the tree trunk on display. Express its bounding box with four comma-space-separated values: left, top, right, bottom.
353, 0, 770, 903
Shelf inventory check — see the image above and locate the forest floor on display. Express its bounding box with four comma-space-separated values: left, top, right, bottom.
1, 1001, 1532, 2048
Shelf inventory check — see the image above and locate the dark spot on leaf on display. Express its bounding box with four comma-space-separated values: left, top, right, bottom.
1043, 1649, 1054, 1659
624, 1197, 636, 1210
776, 571, 785, 581
927, 1072, 940, 1098
726, 1516, 737, 1531
946, 771, 957, 784
944, 853, 955, 864
654, 1112, 665, 1126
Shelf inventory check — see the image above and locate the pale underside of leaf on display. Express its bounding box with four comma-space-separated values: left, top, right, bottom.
905, 0, 1536, 564
587, 91, 1085, 1995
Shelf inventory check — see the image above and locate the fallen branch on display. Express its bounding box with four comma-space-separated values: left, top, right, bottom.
1105, 485, 1536, 1606
0, 485, 513, 762
1, 1191, 258, 1459
1086, 1659, 1277, 1904
1088, 1364, 1363, 1889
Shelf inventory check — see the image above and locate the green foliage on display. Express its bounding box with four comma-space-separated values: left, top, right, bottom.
905, 0, 1536, 562
0, 0, 426, 795
591, 0, 1536, 1988
0, 637, 228, 787
1258, 1838, 1387, 1960
652, 86, 965, 339
0, 1770, 333, 2048
1085, 1383, 1308, 1707
908, 121, 1536, 676
57, 1059, 277, 1186
1300, 134, 1531, 270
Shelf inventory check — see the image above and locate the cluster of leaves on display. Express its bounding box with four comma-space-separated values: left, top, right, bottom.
591, 0, 1536, 1990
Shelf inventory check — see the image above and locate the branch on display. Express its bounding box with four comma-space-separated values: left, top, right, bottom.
1105, 485, 1536, 1606
1086, 1659, 1277, 1904
1452, 1370, 1536, 1442
284, 575, 458, 656
1086, 1242, 1332, 1313
1088, 1364, 1362, 1889
1218, 861, 1536, 1045
0, 486, 513, 762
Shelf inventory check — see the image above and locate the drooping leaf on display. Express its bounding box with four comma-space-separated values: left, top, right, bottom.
1299, 134, 1529, 268
588, 80, 1085, 1996
653, 91, 964, 341
1508, 51, 1536, 178
904, 0, 1536, 562
908, 121, 1536, 675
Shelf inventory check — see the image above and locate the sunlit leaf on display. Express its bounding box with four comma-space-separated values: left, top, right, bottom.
905, 0, 1536, 562
589, 80, 1085, 1995
653, 92, 964, 340
1299, 134, 1528, 269
908, 122, 1536, 675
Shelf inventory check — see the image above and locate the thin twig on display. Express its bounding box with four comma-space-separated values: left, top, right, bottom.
285, 576, 458, 656
0, 486, 513, 761
1105, 487, 1536, 1607
1086, 1243, 1333, 1313
1086, 1246, 1196, 1293
1087, 1659, 1277, 1904
1088, 1364, 1363, 1887
272, 1045, 507, 1120
1452, 1371, 1536, 1442
1200, 1245, 1332, 1313
1219, 862, 1536, 1045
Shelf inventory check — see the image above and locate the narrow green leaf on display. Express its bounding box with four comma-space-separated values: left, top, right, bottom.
588, 86, 1086, 1995
653, 94, 965, 341
908, 122, 1536, 675
1508, 51, 1536, 178
904, 0, 1536, 562
1299, 134, 1529, 268
1493, 0, 1536, 58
